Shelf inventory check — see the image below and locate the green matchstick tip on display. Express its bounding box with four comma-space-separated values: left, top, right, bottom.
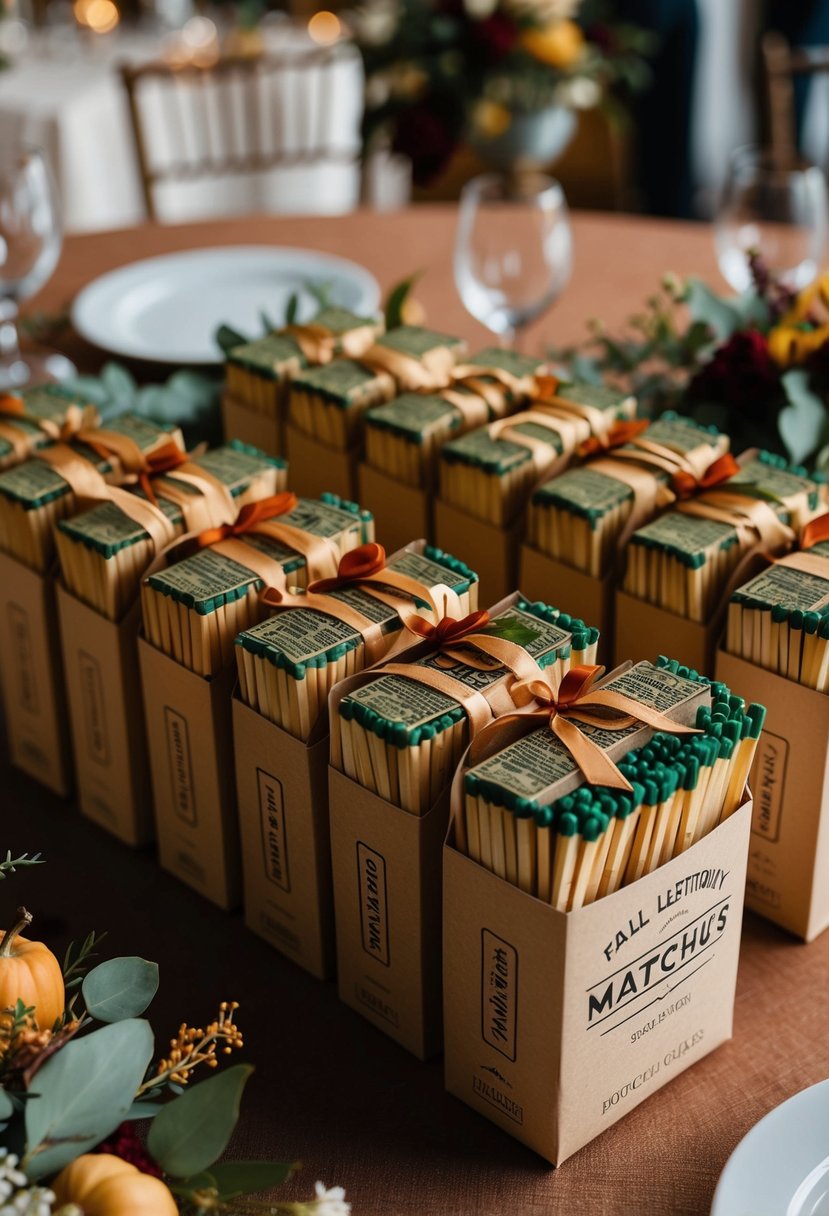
580, 815, 603, 842
558, 810, 578, 837
748, 704, 766, 736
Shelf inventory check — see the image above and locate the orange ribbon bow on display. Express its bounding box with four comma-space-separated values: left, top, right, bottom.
136, 442, 190, 506
307, 542, 387, 594
801, 512, 829, 551
197, 491, 298, 548
405, 609, 490, 648
671, 452, 740, 501
0, 392, 85, 444
474, 664, 700, 791
577, 419, 650, 460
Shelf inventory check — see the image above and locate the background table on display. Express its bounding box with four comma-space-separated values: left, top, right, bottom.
12, 207, 829, 1216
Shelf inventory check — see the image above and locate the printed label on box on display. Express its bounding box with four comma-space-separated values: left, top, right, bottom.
357, 842, 389, 966
7, 603, 37, 713
79, 651, 110, 766
258, 768, 289, 893
481, 930, 518, 1061
751, 730, 788, 844
164, 707, 197, 827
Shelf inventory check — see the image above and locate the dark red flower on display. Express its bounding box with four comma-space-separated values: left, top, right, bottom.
471, 13, 519, 62
94, 1122, 163, 1178
687, 330, 783, 410
392, 103, 457, 185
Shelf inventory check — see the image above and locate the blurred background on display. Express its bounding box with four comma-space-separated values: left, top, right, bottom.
1, 0, 829, 232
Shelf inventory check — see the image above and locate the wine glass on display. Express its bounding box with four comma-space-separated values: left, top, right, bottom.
714, 145, 829, 294
0, 144, 74, 390
454, 172, 573, 347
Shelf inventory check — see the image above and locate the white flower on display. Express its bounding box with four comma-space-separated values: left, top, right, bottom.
313, 1181, 351, 1216
352, 0, 398, 46
464, 0, 498, 19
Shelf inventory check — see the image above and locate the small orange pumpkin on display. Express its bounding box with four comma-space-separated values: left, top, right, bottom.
0, 906, 65, 1030
519, 18, 585, 68
52, 1154, 178, 1216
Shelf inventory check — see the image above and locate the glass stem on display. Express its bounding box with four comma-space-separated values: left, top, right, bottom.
0, 297, 21, 364
498, 324, 517, 351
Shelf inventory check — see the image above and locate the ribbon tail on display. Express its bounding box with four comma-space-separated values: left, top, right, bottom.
584, 690, 701, 733
552, 716, 633, 791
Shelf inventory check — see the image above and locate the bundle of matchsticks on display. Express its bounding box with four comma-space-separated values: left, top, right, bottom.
438, 382, 637, 527
623, 450, 829, 622
363, 348, 547, 489
288, 325, 467, 451
55, 441, 286, 622
225, 306, 383, 423
235, 542, 479, 740
459, 656, 764, 910
0, 414, 185, 572
726, 516, 829, 691
527, 414, 729, 579
330, 598, 600, 815
141, 492, 374, 678
0, 385, 99, 471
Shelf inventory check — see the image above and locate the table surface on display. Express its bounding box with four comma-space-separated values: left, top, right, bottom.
14, 207, 829, 1216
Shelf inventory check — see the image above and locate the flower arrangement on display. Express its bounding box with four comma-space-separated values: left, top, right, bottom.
353, 0, 651, 184
551, 255, 829, 470
0, 853, 348, 1216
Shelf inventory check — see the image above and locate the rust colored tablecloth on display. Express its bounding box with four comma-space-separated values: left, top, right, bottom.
8, 208, 828, 1216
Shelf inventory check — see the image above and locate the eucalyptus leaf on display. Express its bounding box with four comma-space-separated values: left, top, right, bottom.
685, 278, 743, 341
482, 618, 541, 646
82, 957, 159, 1022
61, 375, 112, 408
101, 362, 138, 407
779, 369, 828, 466
216, 324, 248, 355
307, 280, 334, 309
179, 1160, 297, 1201
166, 371, 220, 410
124, 1100, 164, 1121
385, 272, 421, 330
147, 1063, 253, 1178
24, 1019, 154, 1180
0, 1089, 14, 1121
285, 293, 299, 326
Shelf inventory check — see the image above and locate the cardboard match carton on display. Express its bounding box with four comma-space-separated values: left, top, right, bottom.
0, 553, 72, 796
286, 425, 360, 502
519, 545, 615, 667
434, 501, 524, 607
57, 589, 152, 845
358, 463, 432, 558
615, 591, 714, 677
716, 649, 829, 941
222, 393, 282, 460
139, 635, 241, 909
443, 794, 752, 1165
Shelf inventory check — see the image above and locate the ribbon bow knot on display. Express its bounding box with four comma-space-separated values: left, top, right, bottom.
307, 542, 387, 594
405, 610, 490, 648
196, 491, 298, 548
671, 453, 740, 501
136, 442, 190, 505
801, 512, 829, 551
577, 419, 650, 460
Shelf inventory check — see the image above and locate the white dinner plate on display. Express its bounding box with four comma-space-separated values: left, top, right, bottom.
711, 1079, 829, 1216
71, 246, 381, 366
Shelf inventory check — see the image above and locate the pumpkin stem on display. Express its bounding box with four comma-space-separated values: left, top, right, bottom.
0, 906, 32, 957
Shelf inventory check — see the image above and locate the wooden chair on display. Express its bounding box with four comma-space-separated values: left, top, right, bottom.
762, 31, 829, 167
120, 45, 361, 221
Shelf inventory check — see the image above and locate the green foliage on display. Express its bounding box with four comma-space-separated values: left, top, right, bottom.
64, 362, 221, 447
148, 1064, 253, 1179
385, 273, 421, 330
0, 853, 43, 880
63, 930, 107, 994
174, 1160, 297, 1204
23, 1019, 154, 1179
779, 370, 829, 466
81, 958, 159, 1023
482, 618, 541, 646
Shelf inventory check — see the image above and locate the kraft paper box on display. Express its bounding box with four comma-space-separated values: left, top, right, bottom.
329, 766, 449, 1059
139, 635, 240, 910
434, 500, 523, 607
57, 585, 152, 846
286, 425, 360, 502
222, 393, 283, 459
717, 649, 829, 940
443, 796, 752, 1166
519, 544, 614, 666
233, 694, 335, 980
615, 590, 714, 676
358, 463, 431, 557
0, 551, 72, 796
